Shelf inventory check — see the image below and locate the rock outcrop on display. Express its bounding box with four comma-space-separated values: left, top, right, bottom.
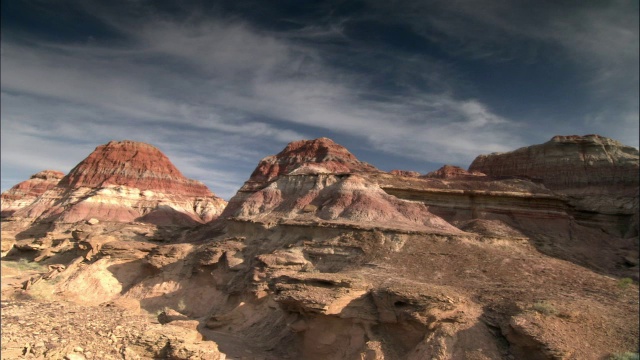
220, 138, 459, 234
3, 141, 227, 230
58, 141, 214, 197
422, 164, 485, 179
247, 137, 379, 185
1, 170, 65, 218
389, 170, 421, 178
469, 134, 639, 237
469, 134, 639, 193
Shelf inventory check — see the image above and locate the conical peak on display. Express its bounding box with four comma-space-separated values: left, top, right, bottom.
1, 170, 65, 217
248, 138, 378, 183
58, 140, 214, 197
276, 137, 357, 162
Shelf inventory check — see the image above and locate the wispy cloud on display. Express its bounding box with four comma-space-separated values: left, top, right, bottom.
2, 5, 527, 198
370, 0, 638, 146
3, 0, 636, 199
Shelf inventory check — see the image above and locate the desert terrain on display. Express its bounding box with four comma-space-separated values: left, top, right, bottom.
1, 135, 638, 360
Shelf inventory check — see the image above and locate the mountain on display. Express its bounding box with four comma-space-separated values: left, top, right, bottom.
469, 134, 639, 193
3, 140, 227, 229
470, 134, 639, 238
219, 138, 458, 234
0, 170, 64, 218
247, 137, 379, 184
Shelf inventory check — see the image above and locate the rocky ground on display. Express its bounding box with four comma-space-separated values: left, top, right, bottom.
1, 261, 226, 360
2, 225, 638, 360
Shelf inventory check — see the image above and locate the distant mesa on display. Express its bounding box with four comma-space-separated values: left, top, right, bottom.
2, 140, 227, 228
0, 170, 65, 217
422, 165, 485, 179
469, 134, 639, 193
470, 134, 639, 238
389, 170, 421, 178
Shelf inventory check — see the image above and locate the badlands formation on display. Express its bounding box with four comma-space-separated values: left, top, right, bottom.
1, 170, 65, 218
1, 136, 638, 360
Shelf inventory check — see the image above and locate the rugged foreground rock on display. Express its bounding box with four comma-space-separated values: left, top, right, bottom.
0, 298, 225, 360
1, 135, 638, 360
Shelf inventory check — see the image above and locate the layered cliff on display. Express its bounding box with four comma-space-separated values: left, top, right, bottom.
469, 134, 639, 193
422, 164, 485, 179
220, 138, 459, 234
4, 140, 227, 228
58, 140, 215, 197
469, 135, 639, 237
0, 170, 64, 217
247, 137, 379, 185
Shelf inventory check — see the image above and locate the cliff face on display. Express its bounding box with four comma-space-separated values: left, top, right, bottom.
5, 140, 227, 228
469, 135, 639, 237
469, 134, 639, 193
1, 170, 65, 217
422, 165, 485, 179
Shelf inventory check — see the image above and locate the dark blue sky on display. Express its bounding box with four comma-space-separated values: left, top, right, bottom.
2, 0, 638, 199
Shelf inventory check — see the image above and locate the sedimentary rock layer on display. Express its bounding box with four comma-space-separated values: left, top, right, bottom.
59, 140, 214, 197
0, 170, 65, 218
423, 165, 485, 179
469, 134, 639, 193
469, 134, 639, 236
247, 137, 379, 185
5, 140, 227, 227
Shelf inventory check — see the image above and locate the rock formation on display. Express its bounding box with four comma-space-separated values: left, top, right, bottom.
1, 170, 64, 218
220, 138, 459, 234
2, 140, 227, 230
247, 137, 379, 185
469, 134, 639, 237
58, 140, 215, 197
469, 134, 639, 192
422, 164, 485, 179
1, 136, 638, 360
388, 169, 420, 178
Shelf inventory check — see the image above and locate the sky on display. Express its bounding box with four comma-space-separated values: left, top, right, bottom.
2, 0, 638, 199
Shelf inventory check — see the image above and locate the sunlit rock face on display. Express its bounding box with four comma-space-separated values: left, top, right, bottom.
469, 134, 639, 193
1, 170, 65, 218
469, 134, 639, 237
218, 138, 460, 234
5, 140, 227, 227
422, 165, 485, 179
246, 137, 379, 185
59, 140, 215, 197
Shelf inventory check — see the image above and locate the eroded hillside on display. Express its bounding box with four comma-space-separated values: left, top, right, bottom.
1, 136, 638, 360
